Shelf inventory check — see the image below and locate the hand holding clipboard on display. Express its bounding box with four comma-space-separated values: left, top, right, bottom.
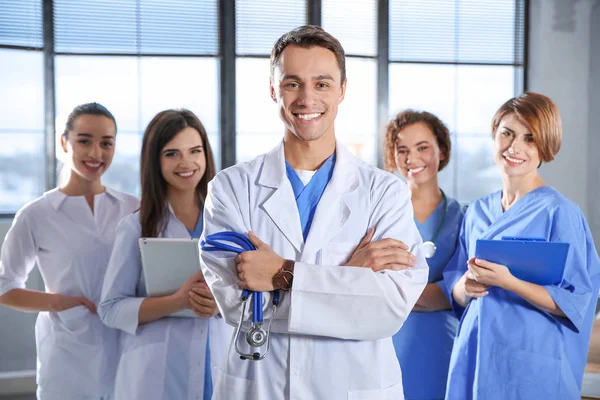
472, 237, 569, 286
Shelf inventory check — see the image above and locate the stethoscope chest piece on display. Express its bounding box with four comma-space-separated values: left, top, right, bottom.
246, 325, 268, 347
420, 191, 448, 260
422, 241, 437, 259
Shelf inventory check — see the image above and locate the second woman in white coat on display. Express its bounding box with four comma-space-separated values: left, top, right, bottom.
99, 109, 231, 400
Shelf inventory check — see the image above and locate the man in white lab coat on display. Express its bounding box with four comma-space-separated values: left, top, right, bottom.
200, 25, 429, 400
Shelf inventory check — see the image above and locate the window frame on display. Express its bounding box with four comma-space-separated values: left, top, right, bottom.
0, 0, 528, 217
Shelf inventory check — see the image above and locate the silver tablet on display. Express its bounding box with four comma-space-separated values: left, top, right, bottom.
138, 237, 201, 318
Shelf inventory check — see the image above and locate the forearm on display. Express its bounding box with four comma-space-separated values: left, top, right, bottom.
505, 278, 566, 317
0, 288, 63, 313
138, 294, 184, 325
288, 262, 427, 340
414, 283, 451, 312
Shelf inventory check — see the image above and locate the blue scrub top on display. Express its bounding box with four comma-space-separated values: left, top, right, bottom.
392, 195, 464, 400
442, 186, 600, 400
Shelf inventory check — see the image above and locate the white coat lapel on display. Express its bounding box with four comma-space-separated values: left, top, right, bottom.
301, 142, 359, 261
259, 142, 304, 254
161, 204, 192, 238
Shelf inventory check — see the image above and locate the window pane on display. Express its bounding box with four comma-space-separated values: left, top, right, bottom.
457, 0, 516, 63
54, 0, 218, 55
139, 57, 220, 168
0, 50, 45, 214
55, 56, 140, 196
236, 0, 306, 55
0, 0, 43, 48
389, 0, 524, 64
455, 136, 502, 203
322, 0, 377, 57
389, 63, 456, 131
336, 58, 377, 165
389, 0, 456, 62
54, 0, 137, 54
138, 0, 218, 55
456, 65, 515, 135
236, 58, 282, 162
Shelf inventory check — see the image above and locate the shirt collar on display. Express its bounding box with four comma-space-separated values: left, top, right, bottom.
44, 186, 126, 210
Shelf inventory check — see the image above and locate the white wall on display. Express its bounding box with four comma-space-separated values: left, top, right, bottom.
0, 220, 40, 374
529, 0, 599, 248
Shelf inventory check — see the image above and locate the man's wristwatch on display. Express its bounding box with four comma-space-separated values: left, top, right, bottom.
272, 259, 295, 291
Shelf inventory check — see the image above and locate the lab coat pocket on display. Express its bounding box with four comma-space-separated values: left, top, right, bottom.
56, 305, 91, 334
485, 342, 560, 399
347, 380, 404, 400
114, 342, 168, 400
323, 242, 357, 266
213, 368, 258, 399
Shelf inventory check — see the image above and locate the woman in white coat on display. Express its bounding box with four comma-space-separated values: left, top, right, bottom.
0, 103, 139, 400
99, 109, 231, 400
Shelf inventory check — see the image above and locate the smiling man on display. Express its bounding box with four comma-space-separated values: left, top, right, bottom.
200, 25, 428, 400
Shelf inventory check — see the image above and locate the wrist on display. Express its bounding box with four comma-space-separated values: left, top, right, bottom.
272, 260, 295, 291
502, 275, 520, 292
49, 294, 66, 312
170, 292, 188, 311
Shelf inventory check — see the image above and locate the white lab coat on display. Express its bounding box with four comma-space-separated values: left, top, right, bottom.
0, 188, 139, 399
99, 210, 233, 400
200, 141, 429, 400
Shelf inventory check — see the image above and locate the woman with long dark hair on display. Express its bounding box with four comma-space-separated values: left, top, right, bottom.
0, 103, 139, 399
99, 109, 230, 400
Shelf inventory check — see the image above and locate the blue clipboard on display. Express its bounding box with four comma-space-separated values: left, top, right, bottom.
474, 237, 570, 286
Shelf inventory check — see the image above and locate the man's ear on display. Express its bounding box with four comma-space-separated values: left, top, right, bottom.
270, 80, 277, 103
338, 78, 347, 104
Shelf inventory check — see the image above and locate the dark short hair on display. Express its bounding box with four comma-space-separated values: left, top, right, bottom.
63, 102, 117, 138
384, 110, 452, 172
270, 25, 346, 85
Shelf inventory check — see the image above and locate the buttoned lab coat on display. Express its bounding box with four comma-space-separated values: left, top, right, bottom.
200, 141, 429, 400
0, 188, 139, 398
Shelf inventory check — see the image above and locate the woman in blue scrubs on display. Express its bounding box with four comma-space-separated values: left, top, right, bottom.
443, 92, 600, 399
384, 110, 464, 399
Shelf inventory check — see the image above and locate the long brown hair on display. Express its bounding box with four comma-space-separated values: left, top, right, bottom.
139, 109, 216, 238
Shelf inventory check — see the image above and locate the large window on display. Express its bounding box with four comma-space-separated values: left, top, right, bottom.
54, 56, 219, 195
388, 0, 525, 202
322, 0, 378, 165
235, 0, 307, 162
0, 0, 526, 214
0, 1, 44, 215
53, 0, 220, 197
0, 49, 45, 214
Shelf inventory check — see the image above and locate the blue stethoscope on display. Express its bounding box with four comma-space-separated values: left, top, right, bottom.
200, 231, 280, 361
